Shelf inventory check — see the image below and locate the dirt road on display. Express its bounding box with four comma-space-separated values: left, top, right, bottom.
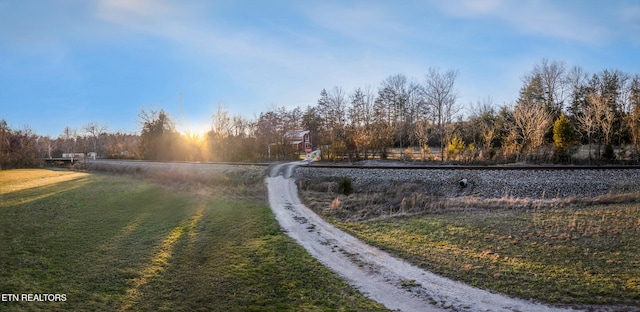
267, 161, 576, 312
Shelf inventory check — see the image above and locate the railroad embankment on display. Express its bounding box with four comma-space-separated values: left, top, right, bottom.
296, 163, 640, 221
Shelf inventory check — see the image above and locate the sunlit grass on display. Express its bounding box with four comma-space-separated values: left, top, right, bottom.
0, 169, 88, 195
0, 169, 385, 311
0, 169, 91, 208
335, 205, 640, 307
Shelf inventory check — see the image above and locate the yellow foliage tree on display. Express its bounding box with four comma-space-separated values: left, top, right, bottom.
446, 136, 465, 160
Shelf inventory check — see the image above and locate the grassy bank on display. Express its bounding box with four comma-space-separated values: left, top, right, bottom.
0, 169, 385, 311
334, 205, 640, 307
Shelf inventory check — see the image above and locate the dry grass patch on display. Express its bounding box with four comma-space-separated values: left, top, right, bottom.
332, 204, 640, 309
298, 176, 640, 309
87, 162, 267, 200
300, 176, 640, 222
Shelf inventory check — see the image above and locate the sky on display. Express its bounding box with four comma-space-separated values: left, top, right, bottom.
1, 0, 639, 137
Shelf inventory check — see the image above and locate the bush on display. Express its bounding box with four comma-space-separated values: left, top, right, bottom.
602, 143, 615, 160
446, 137, 465, 160
553, 113, 577, 162
338, 177, 354, 195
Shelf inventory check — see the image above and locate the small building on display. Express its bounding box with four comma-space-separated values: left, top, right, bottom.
283, 130, 311, 151
268, 130, 312, 159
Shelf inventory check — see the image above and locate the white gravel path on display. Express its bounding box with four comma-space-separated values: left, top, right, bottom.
267, 161, 579, 312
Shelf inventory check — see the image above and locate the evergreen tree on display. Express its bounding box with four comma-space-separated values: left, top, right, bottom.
553, 113, 577, 162
139, 109, 176, 160
519, 74, 546, 107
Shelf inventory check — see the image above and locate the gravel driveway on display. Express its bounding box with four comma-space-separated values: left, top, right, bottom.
267, 161, 576, 312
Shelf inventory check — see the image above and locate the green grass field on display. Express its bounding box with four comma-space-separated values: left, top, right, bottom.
0, 169, 385, 311
336, 205, 640, 307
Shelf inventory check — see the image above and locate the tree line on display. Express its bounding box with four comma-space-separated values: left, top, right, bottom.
249, 59, 640, 164
0, 120, 139, 169
2, 59, 640, 169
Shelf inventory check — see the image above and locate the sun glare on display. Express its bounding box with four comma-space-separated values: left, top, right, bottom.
180, 130, 203, 143
179, 124, 209, 143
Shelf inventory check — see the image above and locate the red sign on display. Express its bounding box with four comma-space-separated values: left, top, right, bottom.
305, 142, 312, 153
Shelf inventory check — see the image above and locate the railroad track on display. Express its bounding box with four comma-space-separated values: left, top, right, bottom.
85, 159, 640, 170
304, 163, 640, 170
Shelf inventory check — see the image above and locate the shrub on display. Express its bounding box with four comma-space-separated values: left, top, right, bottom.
446, 137, 465, 160
553, 113, 577, 162
338, 177, 354, 195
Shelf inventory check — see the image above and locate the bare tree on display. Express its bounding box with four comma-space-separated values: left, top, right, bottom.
588, 92, 616, 159
61, 126, 77, 154
410, 82, 431, 160
211, 103, 232, 139
405, 80, 425, 147
349, 87, 375, 159
231, 115, 250, 137
371, 94, 395, 158
469, 97, 497, 159
35, 135, 53, 159
319, 87, 347, 131
83, 122, 108, 158
511, 101, 552, 160
627, 75, 640, 160
413, 119, 431, 160
379, 74, 408, 126
566, 65, 590, 117
318, 87, 348, 159
575, 101, 597, 163
301, 105, 323, 145
567, 65, 589, 93
529, 59, 569, 115
422, 68, 459, 161
255, 110, 282, 160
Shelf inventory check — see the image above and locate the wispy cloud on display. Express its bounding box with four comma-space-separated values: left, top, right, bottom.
92, 0, 414, 109
95, 0, 296, 69
617, 4, 640, 44
428, 0, 611, 45
301, 2, 411, 46
439, 0, 505, 16
95, 0, 187, 33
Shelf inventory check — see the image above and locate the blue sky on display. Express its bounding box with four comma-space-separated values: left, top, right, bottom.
1, 0, 639, 137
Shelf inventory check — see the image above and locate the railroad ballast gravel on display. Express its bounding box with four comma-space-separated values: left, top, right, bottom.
295, 166, 640, 199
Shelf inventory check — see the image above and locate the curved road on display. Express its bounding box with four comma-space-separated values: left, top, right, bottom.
266, 161, 576, 312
